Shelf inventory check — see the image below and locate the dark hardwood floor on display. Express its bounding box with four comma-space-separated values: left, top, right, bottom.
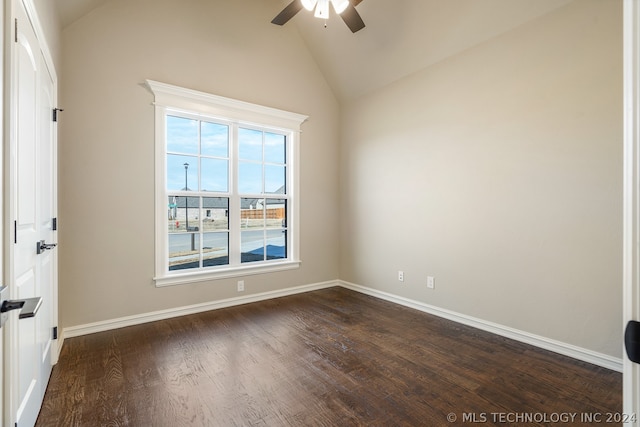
36, 287, 622, 426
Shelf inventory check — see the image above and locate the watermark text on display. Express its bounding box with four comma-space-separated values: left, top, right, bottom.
446, 412, 637, 424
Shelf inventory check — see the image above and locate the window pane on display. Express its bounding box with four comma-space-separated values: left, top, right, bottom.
203, 232, 229, 267
202, 197, 228, 231
201, 121, 228, 157
241, 230, 264, 263
168, 196, 199, 233
241, 198, 265, 229
167, 155, 198, 191
265, 165, 285, 194
169, 233, 200, 270
265, 132, 285, 164
239, 162, 262, 194
266, 229, 286, 260
167, 116, 199, 155
265, 199, 286, 229
239, 128, 262, 161
201, 158, 228, 192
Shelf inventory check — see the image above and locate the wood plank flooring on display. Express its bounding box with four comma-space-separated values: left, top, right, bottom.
36, 287, 622, 426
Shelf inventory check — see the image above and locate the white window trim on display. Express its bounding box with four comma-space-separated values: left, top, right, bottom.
146, 80, 307, 287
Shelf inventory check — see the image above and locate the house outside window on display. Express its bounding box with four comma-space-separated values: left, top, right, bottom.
147, 80, 307, 286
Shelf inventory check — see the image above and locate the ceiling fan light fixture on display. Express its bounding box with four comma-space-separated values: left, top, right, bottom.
314, 0, 330, 18
331, 0, 349, 14
271, 0, 365, 32
301, 0, 317, 11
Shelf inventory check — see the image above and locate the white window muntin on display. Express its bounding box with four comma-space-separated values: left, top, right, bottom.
147, 80, 306, 286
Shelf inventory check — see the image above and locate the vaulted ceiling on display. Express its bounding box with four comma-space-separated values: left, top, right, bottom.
56, 0, 573, 101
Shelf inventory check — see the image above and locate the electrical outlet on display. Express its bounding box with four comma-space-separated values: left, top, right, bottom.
398, 271, 404, 282
427, 276, 435, 289
237, 280, 245, 292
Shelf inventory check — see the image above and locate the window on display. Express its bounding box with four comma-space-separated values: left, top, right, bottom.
147, 80, 307, 286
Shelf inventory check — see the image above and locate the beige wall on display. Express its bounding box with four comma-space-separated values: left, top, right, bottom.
340, 0, 623, 358
59, 0, 340, 328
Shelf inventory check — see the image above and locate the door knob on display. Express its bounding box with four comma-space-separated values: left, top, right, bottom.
1, 297, 42, 318
0, 286, 42, 328
626, 320, 640, 363
36, 240, 57, 254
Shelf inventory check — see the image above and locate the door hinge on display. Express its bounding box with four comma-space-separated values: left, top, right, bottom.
14, 220, 17, 244
53, 326, 58, 340
52, 108, 64, 122
14, 19, 17, 43
52, 217, 57, 231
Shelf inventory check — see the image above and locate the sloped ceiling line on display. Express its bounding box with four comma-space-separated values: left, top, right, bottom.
57, 0, 573, 101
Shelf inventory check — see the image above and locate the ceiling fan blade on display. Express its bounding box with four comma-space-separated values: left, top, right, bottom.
271, 0, 304, 26
340, 3, 365, 33
352, 0, 365, 6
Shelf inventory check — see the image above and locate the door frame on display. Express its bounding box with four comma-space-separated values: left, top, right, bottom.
0, 0, 5, 424
623, 0, 640, 422
3, 0, 59, 425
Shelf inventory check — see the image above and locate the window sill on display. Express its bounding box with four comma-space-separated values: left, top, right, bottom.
154, 260, 301, 287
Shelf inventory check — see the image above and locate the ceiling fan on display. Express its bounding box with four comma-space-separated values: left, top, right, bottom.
272, 0, 366, 33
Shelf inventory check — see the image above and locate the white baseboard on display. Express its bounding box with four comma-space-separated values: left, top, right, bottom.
60, 278, 622, 372
339, 280, 623, 372
62, 280, 338, 339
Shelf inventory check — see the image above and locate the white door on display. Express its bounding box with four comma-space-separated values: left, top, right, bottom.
9, 1, 57, 425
